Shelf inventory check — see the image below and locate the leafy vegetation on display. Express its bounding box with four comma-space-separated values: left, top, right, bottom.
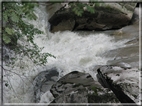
69, 2, 87, 17
48, 0, 102, 17
70, 3, 97, 17
2, 2, 55, 66
69, 0, 102, 17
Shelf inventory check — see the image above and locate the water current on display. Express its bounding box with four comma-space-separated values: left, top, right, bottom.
3, 4, 135, 104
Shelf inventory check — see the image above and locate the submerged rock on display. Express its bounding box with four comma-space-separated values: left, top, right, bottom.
33, 67, 59, 103
48, 3, 136, 32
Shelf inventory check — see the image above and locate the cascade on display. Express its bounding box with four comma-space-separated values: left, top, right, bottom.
2, 4, 140, 104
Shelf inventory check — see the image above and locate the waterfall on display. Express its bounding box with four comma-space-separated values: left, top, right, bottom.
3, 4, 131, 104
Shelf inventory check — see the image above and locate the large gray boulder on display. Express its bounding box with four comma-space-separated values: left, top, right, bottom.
48, 3, 137, 33
93, 65, 140, 103
50, 71, 119, 103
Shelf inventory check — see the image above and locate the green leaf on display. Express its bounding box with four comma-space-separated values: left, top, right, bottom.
5, 27, 14, 35
3, 14, 8, 22
95, 3, 100, 7
76, 10, 83, 16
11, 12, 19, 22
3, 34, 11, 44
86, 5, 95, 13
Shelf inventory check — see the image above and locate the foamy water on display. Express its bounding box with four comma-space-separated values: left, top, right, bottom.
3, 5, 135, 104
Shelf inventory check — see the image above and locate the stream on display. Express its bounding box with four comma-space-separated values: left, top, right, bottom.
2, 4, 141, 105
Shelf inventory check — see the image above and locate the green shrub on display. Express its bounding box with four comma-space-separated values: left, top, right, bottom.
2, 2, 55, 66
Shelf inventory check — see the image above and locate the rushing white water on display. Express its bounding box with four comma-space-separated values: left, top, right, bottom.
3, 5, 133, 104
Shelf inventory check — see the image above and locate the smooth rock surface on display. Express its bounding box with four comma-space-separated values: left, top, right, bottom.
101, 7, 140, 69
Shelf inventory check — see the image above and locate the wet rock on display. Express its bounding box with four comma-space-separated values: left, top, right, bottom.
33, 67, 59, 103
93, 65, 140, 103
48, 3, 136, 32
125, 37, 139, 45
52, 86, 88, 103
104, 8, 139, 69
96, 69, 136, 104
32, 66, 139, 103
45, 3, 63, 19
51, 18, 75, 32
104, 44, 139, 69
50, 71, 119, 103
103, 24, 139, 69
107, 62, 132, 69
110, 7, 140, 41
130, 7, 139, 24
88, 90, 119, 103
111, 56, 139, 69
50, 71, 97, 102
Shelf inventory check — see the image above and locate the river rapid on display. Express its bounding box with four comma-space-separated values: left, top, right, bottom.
2, 4, 141, 105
